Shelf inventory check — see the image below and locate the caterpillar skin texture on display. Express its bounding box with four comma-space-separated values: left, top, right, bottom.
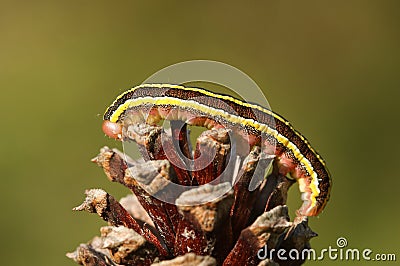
103, 84, 331, 216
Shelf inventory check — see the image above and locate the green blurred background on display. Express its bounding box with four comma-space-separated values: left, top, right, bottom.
1, 1, 399, 265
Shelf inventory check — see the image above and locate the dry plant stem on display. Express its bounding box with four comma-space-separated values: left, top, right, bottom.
230, 146, 270, 240
73, 189, 141, 232
124, 161, 178, 253
73, 189, 165, 257
170, 120, 195, 186
192, 129, 231, 185
127, 123, 193, 188
119, 194, 154, 227
126, 124, 185, 229
223, 206, 291, 266
93, 147, 175, 256
120, 182, 176, 257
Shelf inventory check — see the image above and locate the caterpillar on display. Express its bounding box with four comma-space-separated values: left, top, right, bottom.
102, 84, 331, 216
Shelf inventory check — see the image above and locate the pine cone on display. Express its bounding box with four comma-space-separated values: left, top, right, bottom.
67, 122, 317, 266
